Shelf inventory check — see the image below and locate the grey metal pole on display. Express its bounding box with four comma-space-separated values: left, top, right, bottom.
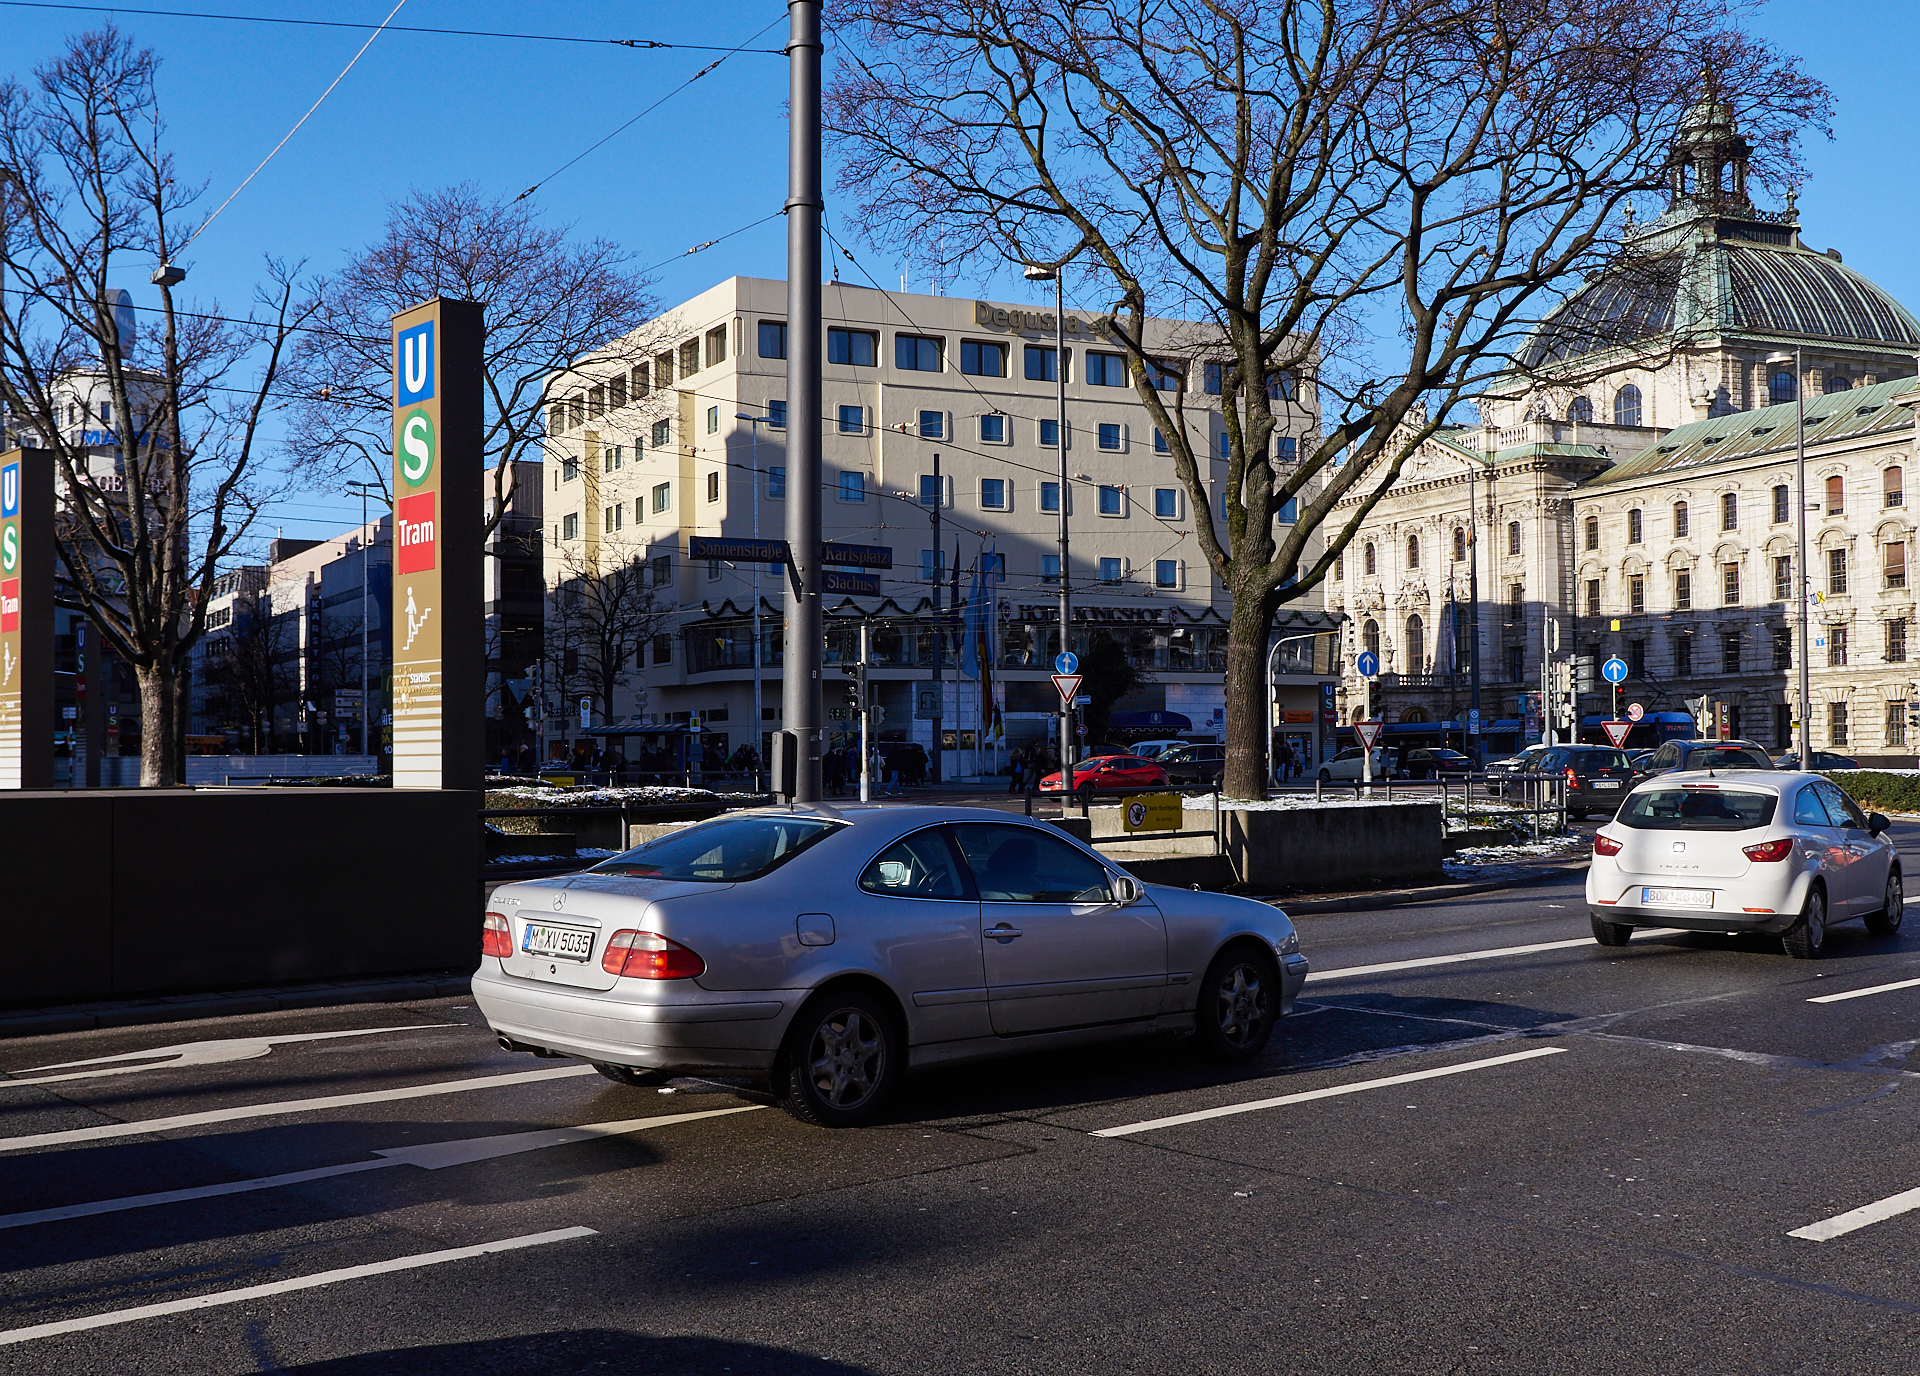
931, 449, 943, 784
749, 418, 763, 779
359, 485, 368, 757
1468, 463, 1481, 766
783, 0, 823, 801
1795, 343, 1810, 765
1055, 272, 1072, 769
859, 619, 871, 802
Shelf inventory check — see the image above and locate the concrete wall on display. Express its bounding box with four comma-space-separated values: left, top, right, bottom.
0, 788, 480, 1007
1224, 803, 1443, 889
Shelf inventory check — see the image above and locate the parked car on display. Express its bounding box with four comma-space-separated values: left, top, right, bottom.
1126, 739, 1187, 760
1770, 750, 1859, 771
1038, 753, 1169, 795
1639, 738, 1775, 776
1587, 771, 1900, 959
474, 806, 1311, 1125
1157, 743, 1226, 785
1537, 744, 1637, 819
1627, 749, 1656, 772
1317, 746, 1390, 783
1485, 744, 1552, 796
1395, 747, 1472, 780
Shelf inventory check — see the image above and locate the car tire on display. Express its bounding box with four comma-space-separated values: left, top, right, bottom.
776, 990, 901, 1128
1866, 867, 1904, 937
1784, 885, 1828, 960
1077, 782, 1096, 803
1590, 913, 1633, 946
1317, 769, 1332, 784
592, 1062, 666, 1088
1193, 943, 1280, 1064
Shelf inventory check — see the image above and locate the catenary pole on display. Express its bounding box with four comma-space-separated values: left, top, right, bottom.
783, 0, 823, 800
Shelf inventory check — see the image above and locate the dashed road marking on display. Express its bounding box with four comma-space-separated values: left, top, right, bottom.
1808, 976, 1920, 1005
1790, 1185, 1920, 1241
1306, 930, 1685, 983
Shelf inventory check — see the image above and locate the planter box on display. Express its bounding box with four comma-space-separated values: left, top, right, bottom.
1224, 803, 1443, 889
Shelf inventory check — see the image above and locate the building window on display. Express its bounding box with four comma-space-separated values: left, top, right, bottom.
1334, 552, 1344, 581
679, 339, 700, 377
1830, 701, 1848, 747
1891, 701, 1909, 747
1278, 497, 1297, 524
1204, 362, 1224, 395
918, 474, 942, 507
1505, 643, 1525, 682
1673, 501, 1688, 537
1364, 542, 1377, 576
706, 470, 720, 503
1146, 358, 1184, 392
1041, 553, 1060, 584
1774, 555, 1792, 602
632, 362, 651, 398
1405, 614, 1426, 671
1086, 351, 1127, 386
1507, 521, 1521, 556
961, 340, 1007, 376
918, 410, 945, 439
548, 403, 566, 434
1453, 527, 1466, 561
1826, 374, 1852, 394
1098, 422, 1122, 451
767, 399, 786, 429
1584, 578, 1600, 617
1723, 562, 1741, 605
1584, 515, 1599, 551
652, 633, 672, 665
767, 466, 786, 499
833, 405, 863, 435
1886, 467, 1905, 508
1628, 639, 1646, 677
896, 334, 941, 371
1154, 488, 1179, 519
1629, 574, 1645, 613
980, 478, 1009, 511
1825, 475, 1845, 514
1024, 345, 1061, 382
920, 549, 945, 582
1568, 396, 1593, 424
827, 328, 878, 367
980, 413, 1005, 443
1721, 492, 1738, 530
706, 405, 719, 434
1722, 632, 1741, 674
1829, 624, 1848, 667
705, 325, 728, 368
1626, 508, 1642, 544
1155, 559, 1179, 589
1674, 636, 1692, 676
1153, 428, 1170, 454
1770, 370, 1797, 405
706, 559, 722, 582
1097, 485, 1123, 516
1888, 542, 1908, 590
1099, 557, 1123, 584
1773, 484, 1790, 524
588, 385, 604, 419
609, 375, 628, 409
1772, 627, 1792, 670
652, 482, 671, 514
651, 554, 672, 587
1040, 482, 1060, 513
561, 512, 578, 540
1042, 418, 1067, 448
1406, 535, 1420, 569
604, 444, 623, 472
1613, 384, 1642, 427
1675, 568, 1691, 611
758, 321, 786, 358
1508, 582, 1524, 617
839, 472, 866, 503
561, 455, 579, 483
651, 419, 671, 448
1829, 547, 1848, 595
604, 505, 621, 533
655, 351, 674, 387
1363, 618, 1381, 658
1890, 619, 1909, 664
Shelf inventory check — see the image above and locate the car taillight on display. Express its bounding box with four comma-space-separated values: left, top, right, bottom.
1565, 767, 1580, 788
481, 911, 513, 959
1593, 834, 1622, 856
601, 929, 704, 979
1743, 838, 1793, 862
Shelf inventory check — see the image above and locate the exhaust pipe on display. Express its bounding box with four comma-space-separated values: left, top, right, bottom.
497, 1035, 518, 1053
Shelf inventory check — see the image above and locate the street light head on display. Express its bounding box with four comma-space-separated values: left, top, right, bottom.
735, 412, 759, 422
1022, 264, 1056, 281
151, 263, 186, 287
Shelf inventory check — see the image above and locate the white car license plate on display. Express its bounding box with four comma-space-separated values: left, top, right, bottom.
521, 921, 595, 962
1594, 780, 1621, 789
1642, 886, 1711, 908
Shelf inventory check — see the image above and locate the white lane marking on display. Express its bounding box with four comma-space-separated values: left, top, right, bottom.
1091, 1046, 1567, 1137
7, 1026, 450, 1086
0, 1104, 765, 1231
1789, 1185, 1920, 1241
0, 1064, 599, 1155
1808, 977, 1920, 1005
0, 1227, 596, 1346
1306, 930, 1686, 983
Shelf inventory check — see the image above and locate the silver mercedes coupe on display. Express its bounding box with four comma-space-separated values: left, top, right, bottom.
474, 804, 1309, 1126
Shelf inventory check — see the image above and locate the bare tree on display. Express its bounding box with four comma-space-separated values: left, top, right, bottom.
544, 546, 671, 736
287, 185, 663, 535
0, 25, 317, 785
197, 582, 292, 753
825, 0, 1828, 796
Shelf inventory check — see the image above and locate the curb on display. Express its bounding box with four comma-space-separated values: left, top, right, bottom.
0, 971, 475, 1040
1265, 859, 1590, 914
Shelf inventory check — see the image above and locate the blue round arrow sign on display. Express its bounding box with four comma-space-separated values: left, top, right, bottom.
1602, 656, 1629, 684
1054, 652, 1078, 675
1356, 650, 1379, 677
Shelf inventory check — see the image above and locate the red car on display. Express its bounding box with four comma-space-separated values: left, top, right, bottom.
1038, 754, 1169, 796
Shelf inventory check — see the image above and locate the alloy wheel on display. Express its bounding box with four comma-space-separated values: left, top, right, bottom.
806, 1007, 885, 1109
1212, 960, 1269, 1050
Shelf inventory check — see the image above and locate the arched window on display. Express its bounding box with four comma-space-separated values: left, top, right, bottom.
1825, 475, 1844, 514
1673, 501, 1689, 537
1568, 396, 1593, 424
1824, 374, 1852, 394
1400, 707, 1431, 724
1452, 527, 1466, 561
1627, 508, 1643, 544
1362, 618, 1380, 658
1885, 467, 1904, 509
1406, 614, 1425, 673
1406, 535, 1421, 569
1584, 515, 1599, 551
1613, 384, 1642, 427
1770, 370, 1797, 405
1364, 542, 1377, 576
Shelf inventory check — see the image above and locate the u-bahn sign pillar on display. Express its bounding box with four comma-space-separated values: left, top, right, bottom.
389, 298, 484, 791
0, 448, 54, 790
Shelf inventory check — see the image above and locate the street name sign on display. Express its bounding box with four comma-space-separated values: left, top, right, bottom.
821, 569, 882, 596
1602, 721, 1632, 748
1052, 673, 1083, 708
818, 541, 892, 569
689, 536, 789, 564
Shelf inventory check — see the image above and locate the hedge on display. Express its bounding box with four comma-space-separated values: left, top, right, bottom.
1826, 771, 1920, 814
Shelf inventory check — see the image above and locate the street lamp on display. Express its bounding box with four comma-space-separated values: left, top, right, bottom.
345, 480, 380, 758
736, 412, 774, 783
1024, 257, 1074, 768
1766, 348, 1809, 764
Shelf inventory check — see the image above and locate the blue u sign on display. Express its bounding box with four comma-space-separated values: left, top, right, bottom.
0, 461, 17, 518
396, 320, 434, 406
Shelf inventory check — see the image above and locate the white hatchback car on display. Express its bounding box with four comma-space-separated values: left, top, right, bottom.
1586, 770, 1902, 958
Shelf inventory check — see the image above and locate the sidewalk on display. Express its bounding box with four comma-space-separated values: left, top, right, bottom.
0, 970, 474, 1040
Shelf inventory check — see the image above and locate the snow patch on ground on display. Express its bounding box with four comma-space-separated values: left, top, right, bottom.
487, 785, 726, 806
1443, 839, 1586, 872
490, 847, 620, 866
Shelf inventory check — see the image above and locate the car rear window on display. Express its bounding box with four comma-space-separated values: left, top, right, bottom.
592, 815, 841, 882
1617, 788, 1777, 831
1572, 749, 1630, 768
1685, 746, 1771, 769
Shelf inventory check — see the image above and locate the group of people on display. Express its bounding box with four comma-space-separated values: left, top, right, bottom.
1273, 738, 1311, 782
1003, 743, 1061, 794
822, 740, 930, 796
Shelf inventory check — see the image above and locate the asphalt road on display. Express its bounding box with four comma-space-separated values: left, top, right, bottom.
5, 827, 1920, 1374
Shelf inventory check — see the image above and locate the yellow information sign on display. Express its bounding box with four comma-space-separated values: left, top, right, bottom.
1122, 793, 1182, 833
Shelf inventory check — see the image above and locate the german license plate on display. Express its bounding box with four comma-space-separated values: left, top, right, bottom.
1642, 887, 1711, 908
521, 921, 595, 961
1594, 780, 1621, 789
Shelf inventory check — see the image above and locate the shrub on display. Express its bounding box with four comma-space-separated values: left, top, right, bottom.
1827, 771, 1920, 814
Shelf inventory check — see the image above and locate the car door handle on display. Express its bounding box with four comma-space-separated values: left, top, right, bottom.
986, 925, 1023, 940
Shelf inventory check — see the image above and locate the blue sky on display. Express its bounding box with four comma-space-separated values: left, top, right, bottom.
5, 1, 1914, 540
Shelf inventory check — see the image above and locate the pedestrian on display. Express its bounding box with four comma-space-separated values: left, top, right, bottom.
1007, 747, 1025, 795
1291, 742, 1306, 781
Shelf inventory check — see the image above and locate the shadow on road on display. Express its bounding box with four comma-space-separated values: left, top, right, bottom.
276, 1331, 880, 1374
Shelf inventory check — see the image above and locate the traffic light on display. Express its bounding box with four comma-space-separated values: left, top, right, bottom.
1549, 660, 1576, 728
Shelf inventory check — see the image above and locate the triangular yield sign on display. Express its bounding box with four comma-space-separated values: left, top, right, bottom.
1602, 720, 1632, 748
1052, 673, 1083, 708
1354, 720, 1383, 750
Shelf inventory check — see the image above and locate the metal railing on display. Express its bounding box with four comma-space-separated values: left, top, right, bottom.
1304, 770, 1571, 840
481, 795, 773, 880
1024, 782, 1227, 854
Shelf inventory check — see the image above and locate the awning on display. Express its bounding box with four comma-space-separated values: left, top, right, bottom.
1107, 710, 1194, 731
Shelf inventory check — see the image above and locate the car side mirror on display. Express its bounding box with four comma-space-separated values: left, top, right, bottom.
1869, 812, 1891, 837
1112, 875, 1141, 903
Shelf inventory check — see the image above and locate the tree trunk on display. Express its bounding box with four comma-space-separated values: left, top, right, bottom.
1221, 595, 1272, 801
136, 663, 179, 787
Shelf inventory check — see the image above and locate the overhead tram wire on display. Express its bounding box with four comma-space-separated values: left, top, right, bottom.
0, 1, 787, 51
